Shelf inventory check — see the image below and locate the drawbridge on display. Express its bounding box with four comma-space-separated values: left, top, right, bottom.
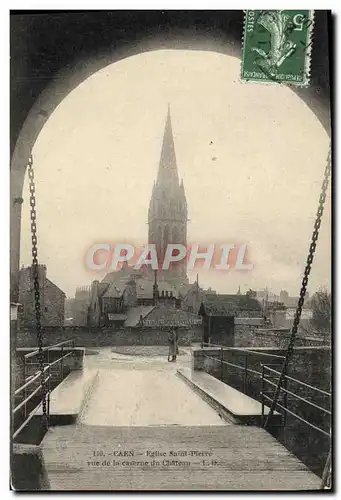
13, 348, 326, 491
11, 146, 331, 491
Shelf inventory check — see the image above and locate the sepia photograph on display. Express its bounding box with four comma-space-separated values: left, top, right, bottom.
10, 9, 332, 491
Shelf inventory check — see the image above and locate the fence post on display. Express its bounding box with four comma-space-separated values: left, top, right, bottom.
243, 354, 248, 394
47, 364, 50, 426
283, 374, 288, 427
261, 364, 265, 427
321, 449, 332, 489
61, 346, 64, 382
24, 359, 27, 420
220, 347, 224, 381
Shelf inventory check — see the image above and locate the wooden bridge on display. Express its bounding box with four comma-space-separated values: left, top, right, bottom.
41, 424, 320, 491
13, 346, 326, 491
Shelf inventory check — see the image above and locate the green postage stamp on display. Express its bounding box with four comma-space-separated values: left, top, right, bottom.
241, 10, 314, 86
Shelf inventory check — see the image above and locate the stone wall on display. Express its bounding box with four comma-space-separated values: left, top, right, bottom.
16, 325, 204, 348
19, 281, 65, 328
14, 347, 84, 389
13, 347, 85, 446
234, 325, 326, 348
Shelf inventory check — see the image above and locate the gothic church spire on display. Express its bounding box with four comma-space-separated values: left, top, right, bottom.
156, 104, 179, 188
148, 105, 188, 284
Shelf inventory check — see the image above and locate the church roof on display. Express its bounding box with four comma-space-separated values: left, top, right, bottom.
102, 280, 128, 298
98, 282, 110, 297
178, 281, 200, 298
135, 278, 177, 298
201, 293, 262, 316
100, 267, 181, 300
143, 304, 202, 327
124, 305, 156, 327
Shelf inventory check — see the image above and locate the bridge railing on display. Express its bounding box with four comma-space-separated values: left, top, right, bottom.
261, 363, 331, 436
200, 342, 331, 434
201, 342, 285, 393
13, 340, 75, 440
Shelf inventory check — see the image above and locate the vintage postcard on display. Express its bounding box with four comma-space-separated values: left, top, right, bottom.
10, 10, 332, 491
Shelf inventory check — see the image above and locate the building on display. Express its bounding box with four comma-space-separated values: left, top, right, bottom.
198, 292, 263, 345
88, 267, 201, 329
257, 288, 310, 309
88, 267, 180, 328
256, 289, 312, 328
18, 265, 65, 327
148, 105, 188, 286
200, 292, 263, 317
87, 106, 198, 326
87, 107, 270, 330
256, 288, 280, 305
64, 297, 75, 325
279, 289, 310, 308
64, 287, 91, 326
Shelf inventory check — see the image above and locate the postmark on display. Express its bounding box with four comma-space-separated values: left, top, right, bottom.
241, 10, 314, 86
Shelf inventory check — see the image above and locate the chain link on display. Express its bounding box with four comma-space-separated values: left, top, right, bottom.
27, 155, 48, 430
321, 449, 332, 489
264, 147, 331, 429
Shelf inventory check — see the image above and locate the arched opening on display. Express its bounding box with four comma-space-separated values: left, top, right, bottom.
11, 43, 330, 301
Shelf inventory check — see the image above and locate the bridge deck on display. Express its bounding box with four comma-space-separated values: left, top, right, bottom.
177, 367, 280, 425
41, 424, 321, 491
79, 369, 226, 426
39, 351, 321, 490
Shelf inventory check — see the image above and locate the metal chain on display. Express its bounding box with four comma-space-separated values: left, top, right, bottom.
321, 449, 331, 489
27, 155, 48, 430
264, 147, 331, 428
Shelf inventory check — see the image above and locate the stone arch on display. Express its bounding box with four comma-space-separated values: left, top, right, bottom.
10, 13, 331, 297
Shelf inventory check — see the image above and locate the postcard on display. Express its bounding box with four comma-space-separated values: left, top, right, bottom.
10, 10, 332, 491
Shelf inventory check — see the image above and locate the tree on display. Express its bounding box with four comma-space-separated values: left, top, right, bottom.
310, 289, 331, 334
301, 288, 331, 341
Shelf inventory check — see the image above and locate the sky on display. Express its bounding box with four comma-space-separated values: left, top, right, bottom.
19, 50, 331, 298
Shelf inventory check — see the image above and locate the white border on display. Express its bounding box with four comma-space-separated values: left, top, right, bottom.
2, 3, 338, 500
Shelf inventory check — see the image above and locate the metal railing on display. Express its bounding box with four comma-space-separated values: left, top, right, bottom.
261, 364, 331, 437
13, 340, 75, 440
201, 342, 331, 433
200, 342, 331, 486
201, 342, 285, 393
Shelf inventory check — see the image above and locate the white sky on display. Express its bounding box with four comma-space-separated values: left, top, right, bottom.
19, 50, 330, 298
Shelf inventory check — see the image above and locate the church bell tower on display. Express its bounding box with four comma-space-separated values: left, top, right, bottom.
148, 106, 188, 284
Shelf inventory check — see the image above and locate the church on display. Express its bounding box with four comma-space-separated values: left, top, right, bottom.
84, 107, 262, 329
87, 107, 205, 328
148, 105, 188, 286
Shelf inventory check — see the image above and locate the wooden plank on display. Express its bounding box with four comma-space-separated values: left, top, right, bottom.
41, 425, 321, 491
